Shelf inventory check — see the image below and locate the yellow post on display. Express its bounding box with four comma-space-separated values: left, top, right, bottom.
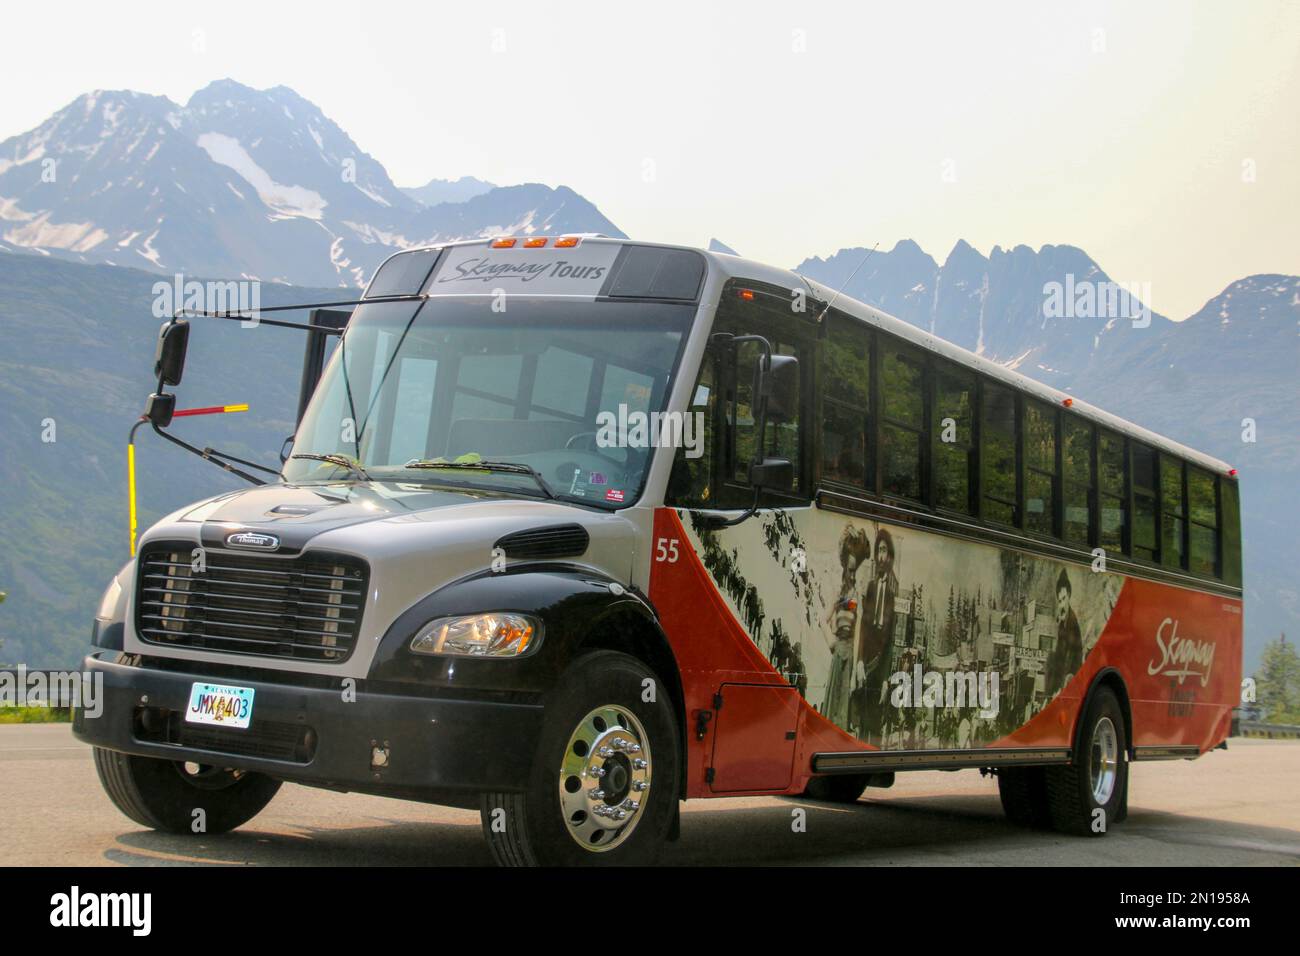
128, 438, 138, 556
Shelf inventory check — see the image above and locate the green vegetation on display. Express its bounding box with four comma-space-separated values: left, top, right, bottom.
1255, 634, 1300, 725
0, 706, 71, 724
0, 255, 338, 668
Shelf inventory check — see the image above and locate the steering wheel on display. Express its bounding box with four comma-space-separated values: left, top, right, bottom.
565, 432, 626, 469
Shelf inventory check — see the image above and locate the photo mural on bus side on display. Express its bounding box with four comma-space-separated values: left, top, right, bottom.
682, 508, 1124, 749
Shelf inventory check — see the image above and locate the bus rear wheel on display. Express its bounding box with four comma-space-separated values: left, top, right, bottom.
479, 650, 680, 866
997, 767, 1050, 828
93, 747, 281, 835
1044, 686, 1128, 837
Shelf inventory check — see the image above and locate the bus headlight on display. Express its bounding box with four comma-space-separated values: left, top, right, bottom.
409, 613, 540, 658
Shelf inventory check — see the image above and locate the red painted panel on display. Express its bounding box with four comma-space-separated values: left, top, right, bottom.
649, 507, 1243, 799
709, 684, 800, 793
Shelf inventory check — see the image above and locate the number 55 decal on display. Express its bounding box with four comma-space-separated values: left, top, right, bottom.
655, 538, 680, 563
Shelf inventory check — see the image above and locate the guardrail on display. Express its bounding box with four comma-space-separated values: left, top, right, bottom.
1237, 720, 1300, 740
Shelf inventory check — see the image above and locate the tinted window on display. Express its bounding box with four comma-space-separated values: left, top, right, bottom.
982, 384, 1017, 525
880, 346, 925, 500
822, 316, 870, 487
1062, 418, 1093, 546
1025, 401, 1058, 537
933, 366, 974, 513
1160, 455, 1185, 569
1132, 444, 1157, 561
1098, 431, 1126, 552
1188, 468, 1219, 575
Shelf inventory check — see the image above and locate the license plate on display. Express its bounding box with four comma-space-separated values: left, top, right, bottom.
185, 682, 255, 729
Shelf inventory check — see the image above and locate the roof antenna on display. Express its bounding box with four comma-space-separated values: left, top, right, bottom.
812, 241, 880, 325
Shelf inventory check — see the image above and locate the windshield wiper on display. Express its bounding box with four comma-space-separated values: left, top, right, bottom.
403, 459, 557, 500
290, 453, 373, 482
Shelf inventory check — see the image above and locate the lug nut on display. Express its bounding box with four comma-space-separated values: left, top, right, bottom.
587, 766, 606, 778
588, 788, 606, 799
633, 758, 648, 770
633, 780, 649, 792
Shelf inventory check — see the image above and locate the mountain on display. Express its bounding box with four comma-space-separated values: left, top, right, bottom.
0, 254, 338, 669
402, 176, 496, 207
0, 80, 622, 288
796, 240, 1170, 389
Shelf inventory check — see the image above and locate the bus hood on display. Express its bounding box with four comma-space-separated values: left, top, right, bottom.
176, 480, 502, 551
128, 481, 641, 678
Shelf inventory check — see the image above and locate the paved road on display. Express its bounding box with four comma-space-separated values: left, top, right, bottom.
2, 725, 1297, 866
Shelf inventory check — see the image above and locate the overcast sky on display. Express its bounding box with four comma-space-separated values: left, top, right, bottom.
3, 0, 1297, 318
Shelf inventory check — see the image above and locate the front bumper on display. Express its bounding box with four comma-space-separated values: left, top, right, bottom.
73, 653, 543, 801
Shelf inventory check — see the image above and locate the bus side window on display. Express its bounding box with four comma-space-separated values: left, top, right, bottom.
1098, 431, 1127, 554
981, 383, 1018, 525
933, 364, 974, 514
665, 357, 717, 507
1062, 417, 1093, 546
1160, 454, 1186, 570
1220, 476, 1242, 586
880, 345, 925, 500
1024, 400, 1060, 538
1187, 467, 1220, 576
1131, 443, 1158, 562
821, 315, 871, 489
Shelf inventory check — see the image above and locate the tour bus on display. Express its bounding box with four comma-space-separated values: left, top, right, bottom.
74, 236, 1243, 865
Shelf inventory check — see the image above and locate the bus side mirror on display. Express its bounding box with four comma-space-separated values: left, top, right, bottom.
761, 354, 799, 424
749, 456, 794, 492
144, 392, 176, 427
154, 319, 190, 387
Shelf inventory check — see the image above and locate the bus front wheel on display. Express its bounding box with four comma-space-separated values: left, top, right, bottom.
1044, 686, 1128, 837
93, 747, 281, 835
479, 650, 680, 866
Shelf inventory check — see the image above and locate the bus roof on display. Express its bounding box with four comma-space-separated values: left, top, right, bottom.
390, 237, 1233, 475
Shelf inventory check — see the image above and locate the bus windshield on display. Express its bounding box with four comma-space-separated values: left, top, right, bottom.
284, 296, 696, 508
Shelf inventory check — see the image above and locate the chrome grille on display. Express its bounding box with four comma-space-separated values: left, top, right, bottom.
136, 544, 367, 663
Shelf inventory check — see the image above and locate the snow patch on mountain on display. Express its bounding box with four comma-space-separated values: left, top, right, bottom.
196, 131, 326, 219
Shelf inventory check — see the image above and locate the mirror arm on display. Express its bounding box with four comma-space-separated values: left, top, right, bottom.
150, 423, 269, 486
699, 488, 761, 529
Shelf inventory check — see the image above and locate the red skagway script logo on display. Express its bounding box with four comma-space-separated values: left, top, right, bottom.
1147, 617, 1216, 687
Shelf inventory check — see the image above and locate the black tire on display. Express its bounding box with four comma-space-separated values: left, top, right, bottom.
997, 767, 1051, 828
803, 774, 869, 803
479, 650, 680, 866
1045, 686, 1128, 837
92, 747, 281, 835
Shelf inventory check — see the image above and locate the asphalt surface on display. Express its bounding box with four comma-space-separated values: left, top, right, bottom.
1, 725, 1297, 866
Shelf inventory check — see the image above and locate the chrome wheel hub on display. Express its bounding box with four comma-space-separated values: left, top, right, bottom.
1089, 716, 1119, 805
559, 704, 652, 852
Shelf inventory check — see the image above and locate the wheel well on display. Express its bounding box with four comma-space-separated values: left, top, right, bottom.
576, 608, 688, 799
1075, 669, 1134, 759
